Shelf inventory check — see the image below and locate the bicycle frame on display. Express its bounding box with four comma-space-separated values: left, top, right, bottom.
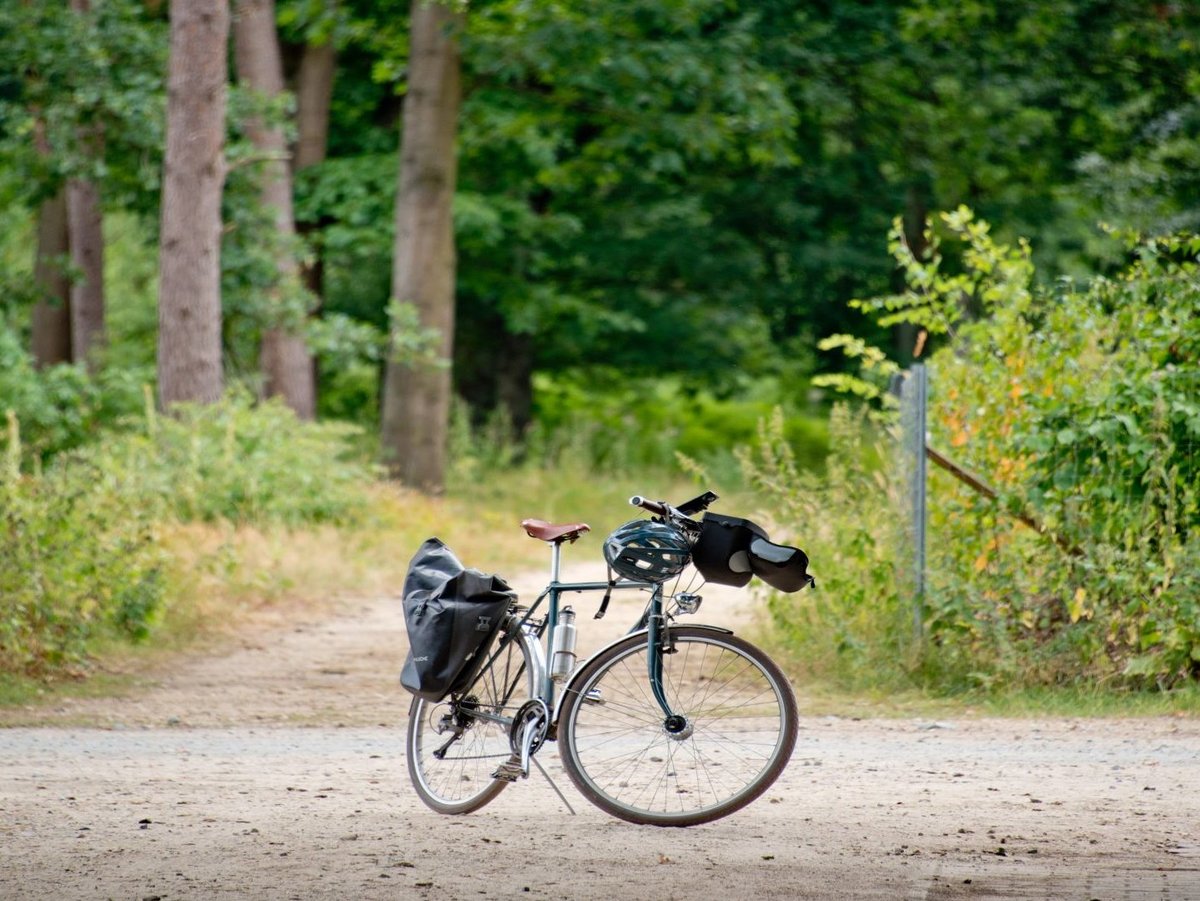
499, 540, 680, 728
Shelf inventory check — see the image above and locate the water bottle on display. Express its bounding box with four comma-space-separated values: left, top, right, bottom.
550, 606, 578, 682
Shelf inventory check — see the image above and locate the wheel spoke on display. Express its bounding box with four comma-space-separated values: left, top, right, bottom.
561, 629, 796, 826
406, 623, 533, 814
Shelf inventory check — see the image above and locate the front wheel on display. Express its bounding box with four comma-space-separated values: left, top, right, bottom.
558, 626, 797, 826
406, 619, 535, 815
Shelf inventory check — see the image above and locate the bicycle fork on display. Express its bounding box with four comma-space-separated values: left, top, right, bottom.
645, 592, 690, 737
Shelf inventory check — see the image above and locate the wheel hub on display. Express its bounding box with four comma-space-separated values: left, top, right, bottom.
452, 695, 479, 731
663, 714, 693, 740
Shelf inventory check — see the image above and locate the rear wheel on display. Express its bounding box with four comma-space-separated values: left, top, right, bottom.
559, 626, 797, 826
406, 618, 535, 814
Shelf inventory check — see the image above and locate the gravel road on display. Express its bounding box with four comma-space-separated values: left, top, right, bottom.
2, 563, 1198, 900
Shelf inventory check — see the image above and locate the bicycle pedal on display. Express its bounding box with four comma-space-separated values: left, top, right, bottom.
491, 756, 525, 782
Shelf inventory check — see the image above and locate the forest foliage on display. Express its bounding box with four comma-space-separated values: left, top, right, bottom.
1, 0, 1198, 690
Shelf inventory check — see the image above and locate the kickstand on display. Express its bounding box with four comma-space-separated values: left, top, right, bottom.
531, 757, 576, 815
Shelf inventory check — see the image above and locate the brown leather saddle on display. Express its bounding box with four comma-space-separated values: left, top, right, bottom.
520, 518, 590, 544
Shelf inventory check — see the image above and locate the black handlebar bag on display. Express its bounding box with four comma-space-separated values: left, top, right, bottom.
690, 513, 768, 587
399, 538, 516, 702
691, 512, 814, 593
748, 537, 813, 593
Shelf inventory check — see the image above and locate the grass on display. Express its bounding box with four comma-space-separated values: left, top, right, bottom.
3, 458, 1197, 721
0, 469, 689, 711
778, 682, 1200, 720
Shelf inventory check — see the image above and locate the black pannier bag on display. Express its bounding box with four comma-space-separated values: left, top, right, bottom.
399, 538, 517, 702
691, 513, 813, 592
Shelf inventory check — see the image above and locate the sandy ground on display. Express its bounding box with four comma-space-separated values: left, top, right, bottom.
2, 560, 1199, 900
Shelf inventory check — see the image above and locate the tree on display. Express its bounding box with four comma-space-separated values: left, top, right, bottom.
64, 0, 106, 371
3, 0, 164, 368
19, 11, 73, 368
66, 170, 104, 368
285, 0, 1198, 437
293, 22, 336, 301
452, 0, 798, 419
30, 123, 71, 367
379, 0, 462, 489
233, 0, 316, 418
157, 0, 229, 407
287, 1, 339, 401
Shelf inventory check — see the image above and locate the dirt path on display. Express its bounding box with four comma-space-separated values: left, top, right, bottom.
2, 562, 1199, 899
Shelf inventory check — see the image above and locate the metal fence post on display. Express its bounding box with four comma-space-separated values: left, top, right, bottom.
900, 364, 928, 642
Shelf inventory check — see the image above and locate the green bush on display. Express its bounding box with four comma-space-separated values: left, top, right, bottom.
74, 393, 376, 526
776, 211, 1200, 691
0, 325, 147, 463
911, 221, 1200, 687
0, 438, 165, 675
529, 373, 829, 476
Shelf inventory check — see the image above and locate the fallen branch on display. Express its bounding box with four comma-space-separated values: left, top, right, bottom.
925, 444, 1084, 557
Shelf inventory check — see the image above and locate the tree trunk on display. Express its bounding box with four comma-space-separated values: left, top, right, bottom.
294, 35, 334, 301
31, 188, 72, 367
234, 0, 315, 419
295, 39, 335, 173
66, 0, 105, 370
455, 302, 534, 433
294, 35, 336, 400
67, 171, 105, 369
157, 0, 229, 408
379, 0, 462, 490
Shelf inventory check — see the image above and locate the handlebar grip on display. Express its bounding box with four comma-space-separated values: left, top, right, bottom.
629, 495, 669, 516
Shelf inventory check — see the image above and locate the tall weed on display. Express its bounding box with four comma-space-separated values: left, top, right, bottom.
0, 325, 147, 463
738, 406, 914, 687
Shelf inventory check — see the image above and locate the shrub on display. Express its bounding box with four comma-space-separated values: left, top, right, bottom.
785, 211, 1200, 690
0, 325, 147, 463
0, 422, 165, 674
73, 393, 376, 526
0, 394, 378, 676
912, 222, 1200, 687
528, 373, 829, 477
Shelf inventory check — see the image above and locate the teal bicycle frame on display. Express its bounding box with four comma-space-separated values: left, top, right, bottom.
504, 540, 679, 725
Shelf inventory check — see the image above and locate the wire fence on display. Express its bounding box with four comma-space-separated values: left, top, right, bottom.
895, 355, 1200, 640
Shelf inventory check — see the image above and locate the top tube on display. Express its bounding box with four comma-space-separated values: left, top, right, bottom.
551, 577, 659, 592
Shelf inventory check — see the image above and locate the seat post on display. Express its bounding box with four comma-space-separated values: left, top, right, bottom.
550, 540, 563, 584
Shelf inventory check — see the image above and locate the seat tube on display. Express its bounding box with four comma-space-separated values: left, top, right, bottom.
544, 541, 563, 705
645, 586, 676, 719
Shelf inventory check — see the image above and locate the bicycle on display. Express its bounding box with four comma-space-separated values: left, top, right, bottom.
404, 491, 810, 827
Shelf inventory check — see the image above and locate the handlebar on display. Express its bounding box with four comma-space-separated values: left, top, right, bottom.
629, 495, 669, 516
629, 492, 718, 533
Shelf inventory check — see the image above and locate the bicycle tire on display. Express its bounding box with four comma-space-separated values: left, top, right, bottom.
558, 626, 797, 826
406, 617, 535, 814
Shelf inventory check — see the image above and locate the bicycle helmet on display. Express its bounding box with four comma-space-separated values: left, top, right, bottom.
603, 520, 691, 583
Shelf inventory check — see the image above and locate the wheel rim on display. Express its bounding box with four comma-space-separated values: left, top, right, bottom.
408, 630, 530, 809
565, 634, 791, 821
